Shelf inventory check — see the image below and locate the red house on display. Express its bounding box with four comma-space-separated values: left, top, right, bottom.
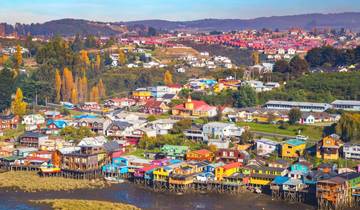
215, 149, 248, 163
142, 99, 169, 115
0, 114, 19, 130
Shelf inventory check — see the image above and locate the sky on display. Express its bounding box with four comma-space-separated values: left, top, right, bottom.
1, 0, 360, 24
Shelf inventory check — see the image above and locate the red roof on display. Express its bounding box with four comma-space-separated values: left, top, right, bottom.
222, 162, 242, 170
174, 100, 212, 111
192, 149, 212, 156
167, 84, 182, 88
144, 99, 164, 109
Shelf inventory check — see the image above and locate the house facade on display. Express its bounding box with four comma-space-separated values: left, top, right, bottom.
281, 139, 306, 158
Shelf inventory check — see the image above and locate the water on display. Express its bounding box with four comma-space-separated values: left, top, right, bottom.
0, 184, 316, 210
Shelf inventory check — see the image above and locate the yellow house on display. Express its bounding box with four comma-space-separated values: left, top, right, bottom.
153, 163, 183, 182
281, 139, 306, 158
249, 166, 288, 186
172, 97, 217, 118
215, 162, 242, 181
316, 135, 342, 160
132, 89, 152, 100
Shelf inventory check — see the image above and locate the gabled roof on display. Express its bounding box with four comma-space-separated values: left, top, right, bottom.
144, 99, 165, 109
284, 139, 306, 147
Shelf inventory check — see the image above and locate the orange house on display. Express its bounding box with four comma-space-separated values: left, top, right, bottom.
316, 135, 342, 160
186, 149, 214, 162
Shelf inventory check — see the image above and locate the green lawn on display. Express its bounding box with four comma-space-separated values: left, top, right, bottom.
236, 122, 324, 141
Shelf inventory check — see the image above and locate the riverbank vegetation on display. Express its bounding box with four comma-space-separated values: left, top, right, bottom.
31, 199, 140, 210
0, 171, 106, 192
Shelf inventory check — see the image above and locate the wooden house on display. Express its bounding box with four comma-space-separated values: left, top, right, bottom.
281, 139, 306, 158
215, 162, 242, 181
186, 149, 214, 162
316, 135, 342, 160
142, 99, 169, 114
0, 114, 19, 130
172, 97, 217, 118
19, 132, 49, 148
215, 149, 248, 163
249, 165, 288, 186
316, 173, 360, 209
169, 161, 207, 185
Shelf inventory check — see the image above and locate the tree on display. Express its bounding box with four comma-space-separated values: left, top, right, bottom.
208, 144, 218, 153
80, 50, 90, 66
63, 67, 74, 101
60, 126, 95, 141
273, 60, 289, 73
118, 49, 126, 66
288, 108, 302, 125
95, 54, 101, 72
11, 88, 27, 117
336, 113, 360, 143
164, 70, 173, 85
98, 79, 106, 99
0, 68, 15, 111
288, 56, 309, 76
55, 69, 62, 103
147, 27, 157, 36
15, 44, 23, 72
233, 85, 256, 108
240, 129, 253, 144
90, 85, 99, 103
71, 88, 78, 104
252, 51, 260, 65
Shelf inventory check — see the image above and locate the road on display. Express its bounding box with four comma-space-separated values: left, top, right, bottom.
251, 131, 317, 143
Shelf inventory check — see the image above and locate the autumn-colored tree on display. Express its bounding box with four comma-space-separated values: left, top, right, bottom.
82, 75, 88, 102
52, 152, 61, 167
15, 44, 23, 70
71, 87, 78, 104
63, 67, 74, 101
80, 50, 90, 66
118, 49, 126, 65
55, 69, 62, 103
98, 79, 106, 99
11, 88, 27, 117
0, 54, 9, 66
95, 54, 101, 71
90, 85, 99, 103
252, 51, 260, 65
164, 70, 173, 85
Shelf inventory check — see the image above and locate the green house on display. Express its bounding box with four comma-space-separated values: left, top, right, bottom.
161, 145, 189, 159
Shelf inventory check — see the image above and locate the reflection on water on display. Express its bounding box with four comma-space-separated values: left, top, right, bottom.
0, 183, 315, 210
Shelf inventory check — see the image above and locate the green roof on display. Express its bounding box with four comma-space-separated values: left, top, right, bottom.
285, 139, 306, 146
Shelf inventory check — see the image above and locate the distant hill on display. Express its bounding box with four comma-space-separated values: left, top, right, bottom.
124, 12, 360, 32
7, 19, 119, 36
4, 12, 360, 36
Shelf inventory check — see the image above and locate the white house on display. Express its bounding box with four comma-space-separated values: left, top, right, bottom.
343, 144, 360, 160
256, 138, 280, 156
146, 119, 178, 135
22, 114, 45, 131
299, 113, 315, 124
202, 122, 244, 141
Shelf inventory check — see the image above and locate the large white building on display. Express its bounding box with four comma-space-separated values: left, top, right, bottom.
331, 100, 360, 111
343, 144, 360, 160
264, 100, 331, 112
202, 122, 244, 141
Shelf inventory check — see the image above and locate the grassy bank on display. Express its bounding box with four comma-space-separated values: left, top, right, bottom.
237, 122, 324, 141
31, 199, 141, 210
0, 171, 106, 192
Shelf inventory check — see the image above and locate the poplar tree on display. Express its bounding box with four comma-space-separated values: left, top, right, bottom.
55, 69, 62, 103
11, 88, 27, 117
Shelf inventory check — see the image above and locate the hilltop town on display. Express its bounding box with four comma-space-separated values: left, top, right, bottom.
0, 21, 360, 210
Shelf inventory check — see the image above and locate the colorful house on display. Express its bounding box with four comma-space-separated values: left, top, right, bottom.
316, 134, 342, 160
215, 162, 242, 181
215, 149, 249, 163
132, 88, 152, 100
186, 149, 214, 162
172, 97, 217, 118
281, 139, 306, 158
249, 165, 288, 186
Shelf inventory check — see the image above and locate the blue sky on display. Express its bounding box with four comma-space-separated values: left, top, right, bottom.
1, 0, 360, 24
